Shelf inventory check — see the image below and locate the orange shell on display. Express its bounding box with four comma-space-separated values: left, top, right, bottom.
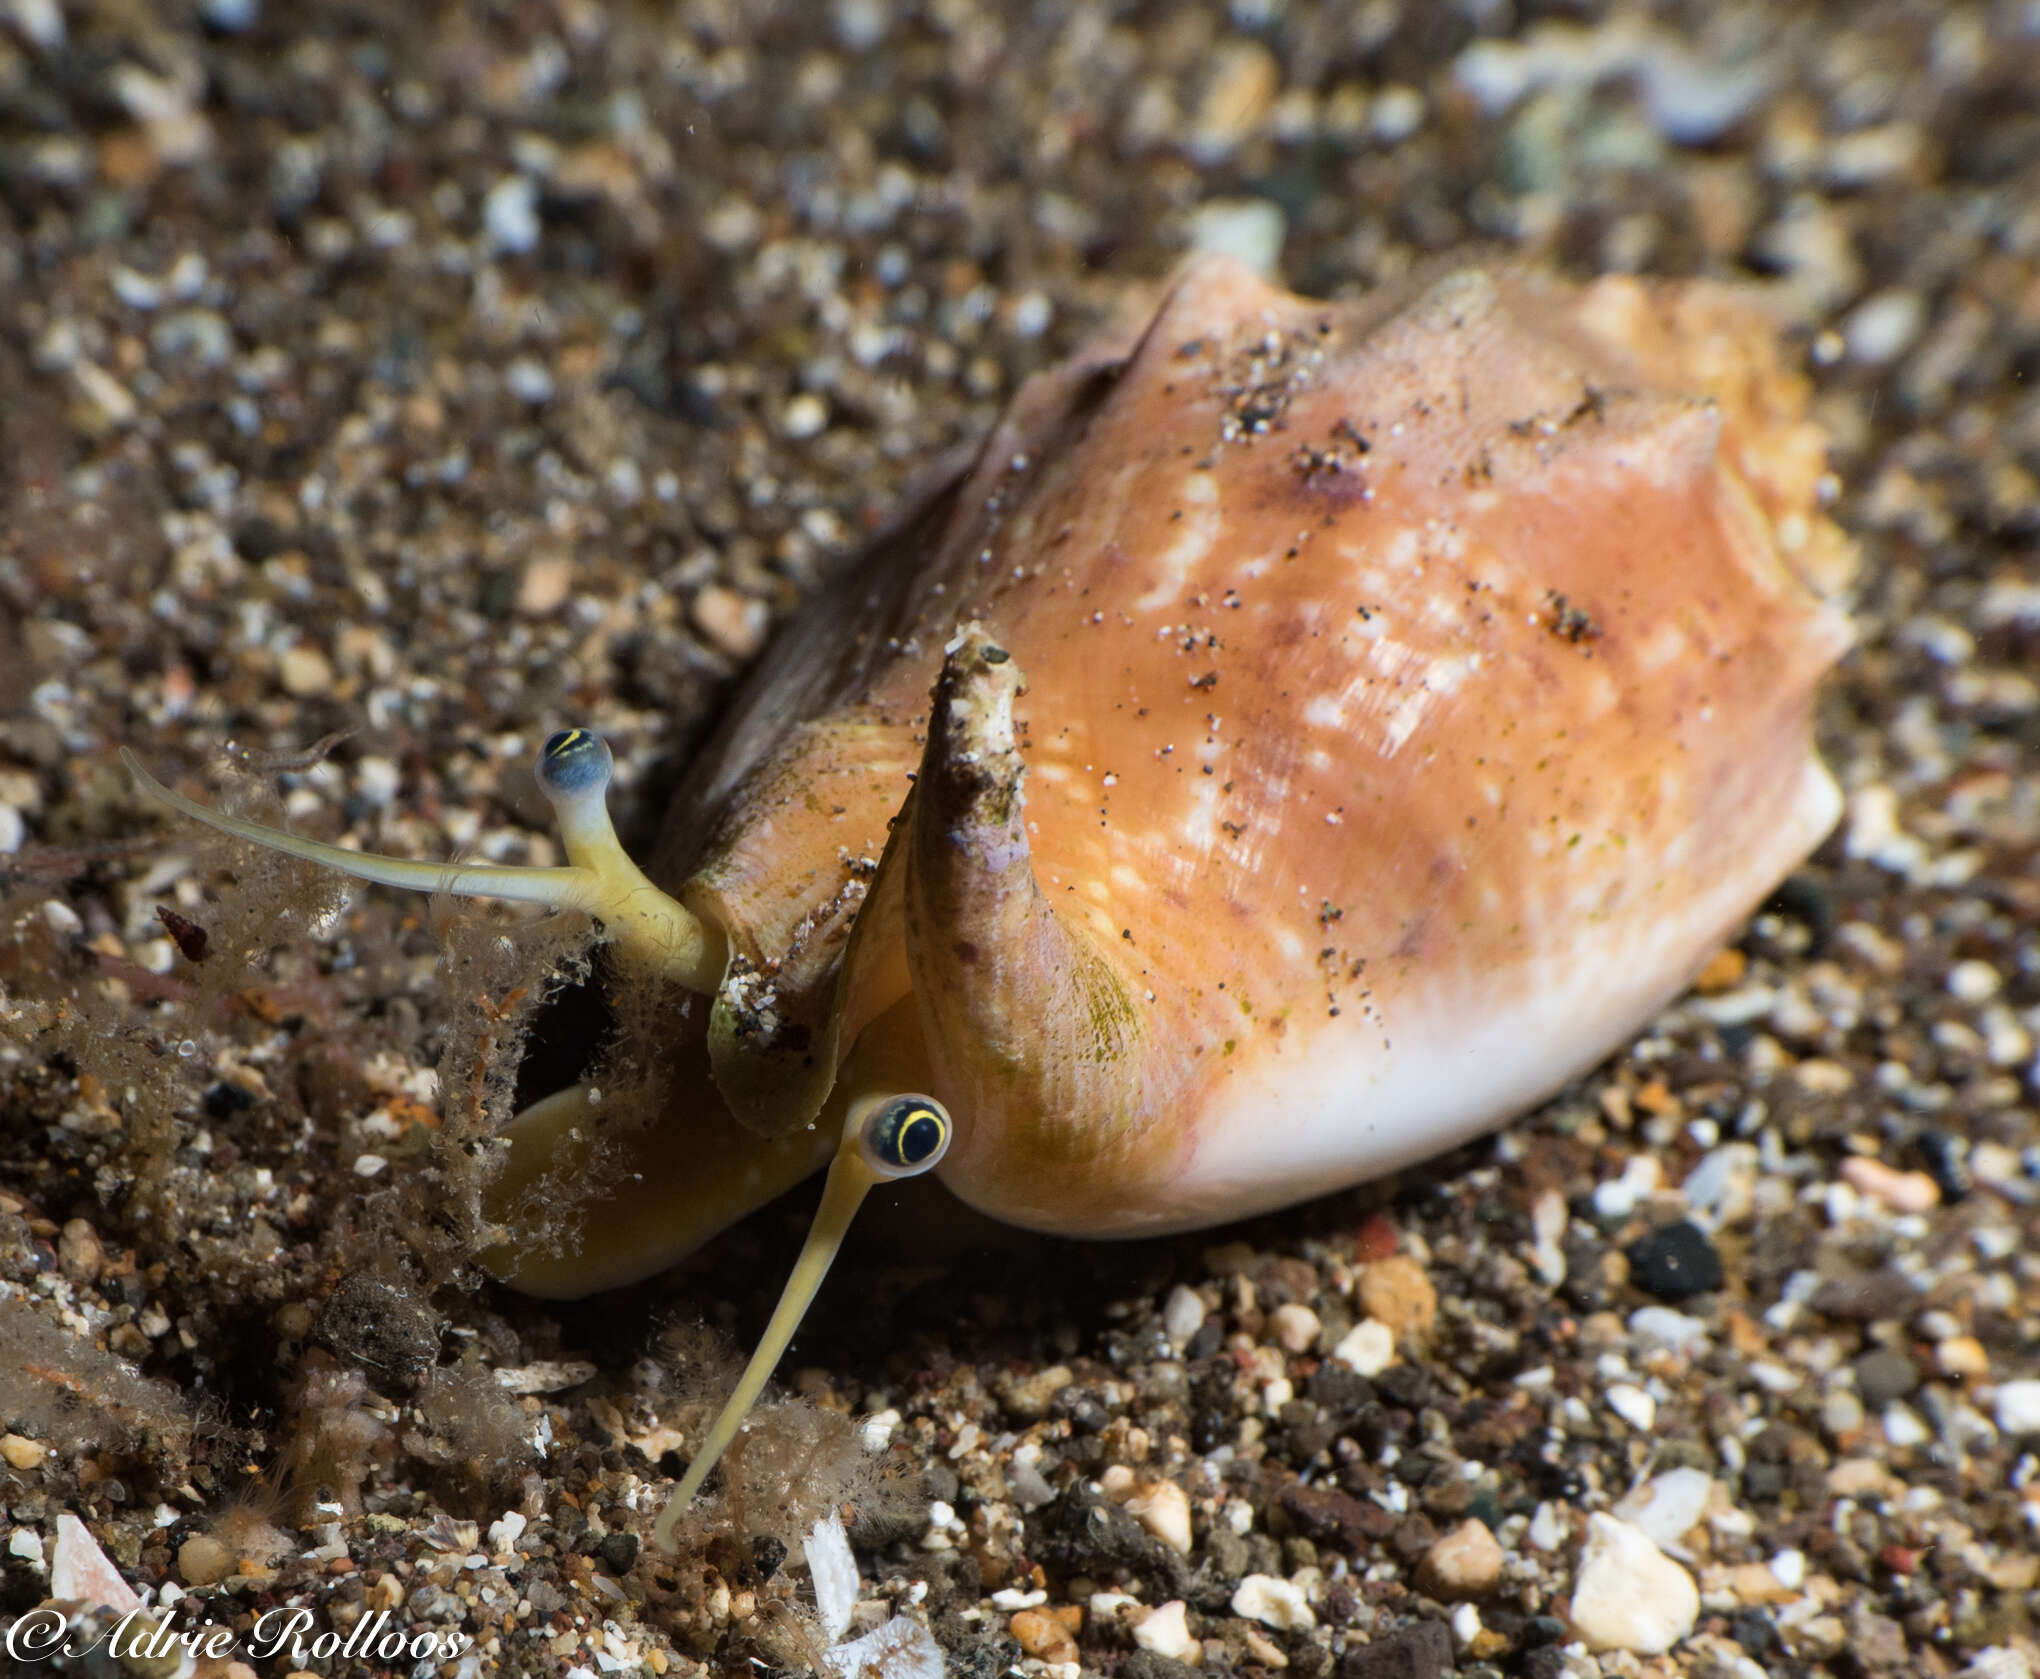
643, 255, 1852, 1238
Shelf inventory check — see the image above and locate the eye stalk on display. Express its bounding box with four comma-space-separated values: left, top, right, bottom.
651, 1087, 954, 1549
858, 1096, 951, 1179
122, 729, 724, 992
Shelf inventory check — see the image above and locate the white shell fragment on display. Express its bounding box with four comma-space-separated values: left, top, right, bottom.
1569, 1512, 1699, 1655
50, 1512, 143, 1613
1133, 1600, 1200, 1662
1613, 1466, 1715, 1551
1233, 1571, 1317, 1631
1994, 1380, 2040, 1438
806, 1510, 860, 1644
1331, 1318, 1397, 1377
1125, 1478, 1194, 1556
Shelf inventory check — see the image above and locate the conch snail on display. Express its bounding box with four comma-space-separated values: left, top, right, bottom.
127, 254, 1854, 1546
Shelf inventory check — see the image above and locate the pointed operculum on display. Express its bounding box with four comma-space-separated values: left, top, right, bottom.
901, 626, 1177, 1229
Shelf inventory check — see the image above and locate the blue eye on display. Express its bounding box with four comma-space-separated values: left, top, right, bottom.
539, 729, 612, 796
861, 1097, 952, 1177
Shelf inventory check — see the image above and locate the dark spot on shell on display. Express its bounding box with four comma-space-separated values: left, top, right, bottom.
1543, 589, 1602, 644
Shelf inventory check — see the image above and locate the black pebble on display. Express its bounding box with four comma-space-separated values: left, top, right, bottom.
202, 1081, 256, 1119
1625, 1220, 1724, 1301
1853, 1348, 1920, 1408
1742, 1461, 1787, 1500
597, 1532, 638, 1574
1910, 1129, 1971, 1202
1338, 1619, 1453, 1679
1729, 1609, 1779, 1654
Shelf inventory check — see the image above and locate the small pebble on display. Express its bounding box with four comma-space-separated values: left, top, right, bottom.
1185, 198, 1286, 277
1125, 1478, 1193, 1556
1009, 291, 1053, 339
0, 1434, 46, 1470
692, 585, 771, 661
504, 357, 554, 403
517, 556, 574, 617
781, 392, 829, 440
1694, 946, 1747, 993
1606, 1383, 1656, 1432
1854, 1349, 1920, 1407
1163, 1283, 1207, 1345
1527, 1503, 1570, 1553
178, 1533, 235, 1587
1839, 1156, 1941, 1213
1133, 1599, 1199, 1662
1947, 959, 2002, 1002
1009, 1607, 1080, 1663
1187, 38, 1279, 163
1232, 1572, 1315, 1632
1883, 1404, 1930, 1448
1614, 1466, 1713, 1549
1330, 1318, 1396, 1377
1936, 1336, 1988, 1381
1569, 1513, 1699, 1655
1843, 290, 1924, 366
200, 0, 259, 30
1449, 1601, 1482, 1649
1339, 1621, 1453, 1679
58, 1217, 104, 1284
8, 0, 64, 50
73, 360, 139, 429
1371, 83, 1427, 142
1823, 1388, 1866, 1439
1629, 1305, 1709, 1354
1625, 1221, 1724, 1301
278, 643, 335, 698
830, 0, 888, 53
1352, 1211, 1400, 1262
1417, 1519, 1505, 1600
1993, 1380, 2040, 1437
482, 175, 541, 253
1827, 1457, 1899, 1499
1593, 1155, 1661, 1221
1357, 1254, 1437, 1336
1268, 1301, 1320, 1354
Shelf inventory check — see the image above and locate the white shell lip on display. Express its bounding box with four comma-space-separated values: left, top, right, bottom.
974, 755, 1843, 1241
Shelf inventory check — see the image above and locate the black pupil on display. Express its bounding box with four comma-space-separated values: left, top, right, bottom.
894, 1111, 941, 1165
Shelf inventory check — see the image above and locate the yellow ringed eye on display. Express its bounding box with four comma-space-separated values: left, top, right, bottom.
862, 1097, 952, 1177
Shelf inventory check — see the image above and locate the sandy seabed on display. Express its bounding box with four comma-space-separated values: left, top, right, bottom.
2, 4, 2038, 1678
